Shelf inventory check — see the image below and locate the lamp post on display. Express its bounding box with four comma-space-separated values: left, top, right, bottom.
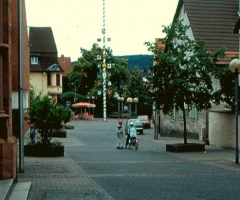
229, 58, 240, 164
91, 96, 95, 115
87, 96, 90, 113
71, 83, 76, 102
117, 96, 121, 121
127, 97, 133, 118
120, 97, 124, 121
117, 96, 124, 121
133, 97, 138, 117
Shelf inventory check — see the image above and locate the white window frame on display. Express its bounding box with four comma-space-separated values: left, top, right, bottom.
31, 56, 39, 65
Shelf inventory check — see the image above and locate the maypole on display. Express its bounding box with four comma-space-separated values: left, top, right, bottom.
102, 0, 107, 121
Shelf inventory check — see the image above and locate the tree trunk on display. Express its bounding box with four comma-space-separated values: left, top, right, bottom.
181, 101, 187, 145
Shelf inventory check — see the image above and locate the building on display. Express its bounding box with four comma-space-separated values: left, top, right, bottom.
29, 27, 63, 101
58, 54, 73, 94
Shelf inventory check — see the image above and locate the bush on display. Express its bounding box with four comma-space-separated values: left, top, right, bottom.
24, 95, 70, 145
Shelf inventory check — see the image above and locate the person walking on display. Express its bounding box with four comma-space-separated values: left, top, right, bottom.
30, 123, 36, 143
129, 122, 137, 150
116, 121, 124, 149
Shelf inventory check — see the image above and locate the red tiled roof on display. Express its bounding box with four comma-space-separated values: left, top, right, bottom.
58, 55, 73, 76
29, 27, 57, 53
174, 0, 239, 52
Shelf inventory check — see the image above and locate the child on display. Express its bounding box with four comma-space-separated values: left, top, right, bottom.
116, 121, 124, 149
30, 123, 36, 143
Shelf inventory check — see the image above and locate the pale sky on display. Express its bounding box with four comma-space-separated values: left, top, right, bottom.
25, 0, 178, 61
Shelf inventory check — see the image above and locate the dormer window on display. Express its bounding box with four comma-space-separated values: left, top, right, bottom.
31, 56, 39, 65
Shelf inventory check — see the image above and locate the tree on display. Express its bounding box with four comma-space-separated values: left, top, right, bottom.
67, 43, 129, 113
25, 95, 70, 145
145, 20, 226, 145
61, 92, 86, 104
126, 66, 153, 116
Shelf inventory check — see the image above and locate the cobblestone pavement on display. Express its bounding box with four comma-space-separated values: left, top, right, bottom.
17, 118, 240, 200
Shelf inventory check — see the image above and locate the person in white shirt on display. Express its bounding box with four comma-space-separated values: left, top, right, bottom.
129, 122, 137, 149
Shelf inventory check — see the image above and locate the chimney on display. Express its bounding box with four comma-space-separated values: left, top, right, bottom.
61, 54, 64, 61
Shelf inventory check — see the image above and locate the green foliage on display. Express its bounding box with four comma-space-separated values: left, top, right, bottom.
145, 20, 226, 144
145, 20, 226, 113
67, 43, 129, 98
212, 63, 236, 111
30, 84, 42, 106
127, 67, 153, 106
67, 43, 130, 113
24, 95, 70, 145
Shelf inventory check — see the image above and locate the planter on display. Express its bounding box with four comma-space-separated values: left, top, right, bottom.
51, 130, 67, 138
166, 143, 205, 152
24, 145, 64, 157
64, 124, 74, 129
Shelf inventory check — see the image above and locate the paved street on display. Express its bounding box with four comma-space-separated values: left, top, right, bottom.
18, 118, 240, 200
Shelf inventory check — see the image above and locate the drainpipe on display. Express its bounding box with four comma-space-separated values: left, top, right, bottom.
18, 0, 24, 173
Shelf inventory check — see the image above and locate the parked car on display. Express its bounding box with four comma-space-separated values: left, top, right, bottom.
125, 119, 143, 135
137, 115, 151, 128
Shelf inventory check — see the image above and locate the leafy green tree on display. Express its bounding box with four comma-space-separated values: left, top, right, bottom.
25, 95, 70, 145
126, 66, 153, 116
213, 62, 237, 111
145, 20, 226, 144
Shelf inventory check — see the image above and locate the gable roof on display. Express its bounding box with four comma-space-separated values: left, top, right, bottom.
58, 55, 73, 76
29, 27, 57, 53
174, 0, 239, 52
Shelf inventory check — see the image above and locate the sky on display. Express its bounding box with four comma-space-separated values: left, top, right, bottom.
25, 0, 179, 61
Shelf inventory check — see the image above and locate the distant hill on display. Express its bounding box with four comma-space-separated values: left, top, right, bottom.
116, 54, 153, 70
72, 54, 154, 71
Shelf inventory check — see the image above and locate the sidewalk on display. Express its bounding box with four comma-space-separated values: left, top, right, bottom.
16, 124, 114, 200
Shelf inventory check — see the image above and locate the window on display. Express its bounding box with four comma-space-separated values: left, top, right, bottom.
189, 105, 196, 123
56, 74, 60, 86
30, 56, 39, 65
169, 107, 175, 120
178, 109, 184, 121
47, 73, 51, 86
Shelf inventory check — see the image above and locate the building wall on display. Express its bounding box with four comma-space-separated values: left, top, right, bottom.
30, 72, 62, 100
11, 0, 30, 136
208, 109, 238, 148
178, 4, 195, 40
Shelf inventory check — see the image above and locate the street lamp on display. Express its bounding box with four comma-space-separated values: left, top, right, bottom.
87, 96, 90, 103
117, 96, 124, 121
133, 97, 138, 117
229, 58, 240, 164
120, 97, 124, 121
127, 97, 133, 118
71, 83, 76, 102
117, 96, 121, 121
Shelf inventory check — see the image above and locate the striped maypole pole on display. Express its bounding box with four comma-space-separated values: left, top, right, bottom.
102, 0, 107, 121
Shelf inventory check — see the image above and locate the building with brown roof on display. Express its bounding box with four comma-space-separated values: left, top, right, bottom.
58, 54, 73, 93
156, 0, 239, 141
29, 27, 63, 101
